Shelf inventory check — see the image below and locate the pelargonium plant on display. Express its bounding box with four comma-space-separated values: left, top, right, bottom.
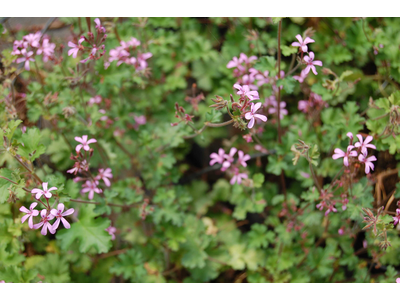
1, 16, 400, 285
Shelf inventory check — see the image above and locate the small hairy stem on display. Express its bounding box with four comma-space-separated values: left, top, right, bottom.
183, 120, 234, 139
277, 19, 282, 144
13, 156, 43, 184
0, 175, 31, 193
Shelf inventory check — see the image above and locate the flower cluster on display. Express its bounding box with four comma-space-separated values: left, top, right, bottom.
209, 147, 251, 185
332, 132, 377, 174
264, 95, 288, 120
105, 37, 152, 72
67, 18, 107, 63
19, 182, 74, 235
291, 34, 322, 80
11, 32, 56, 70
171, 102, 194, 127
68, 135, 112, 199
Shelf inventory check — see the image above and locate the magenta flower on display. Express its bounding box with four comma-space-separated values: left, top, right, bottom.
291, 34, 315, 53
239, 53, 257, 64
24, 32, 41, 48
133, 115, 146, 130
51, 203, 74, 230
16, 49, 35, 71
245, 102, 267, 129
347, 132, 353, 140
67, 37, 84, 58
325, 204, 337, 216
20, 202, 39, 229
136, 52, 152, 71
230, 168, 248, 185
74, 135, 97, 152
210, 148, 225, 166
233, 84, 259, 101
105, 226, 117, 240
392, 209, 400, 226
354, 134, 376, 156
303, 52, 323, 75
338, 228, 344, 235
358, 154, 377, 174
33, 209, 55, 235
31, 182, 58, 200
397, 278, 400, 283
81, 180, 102, 200
332, 146, 358, 167
95, 168, 113, 186
237, 150, 251, 167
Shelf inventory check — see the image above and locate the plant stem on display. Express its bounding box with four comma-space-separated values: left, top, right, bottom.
277, 19, 282, 144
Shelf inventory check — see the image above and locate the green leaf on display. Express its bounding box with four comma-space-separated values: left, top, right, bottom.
276, 76, 296, 93
56, 205, 112, 254
281, 45, 298, 57
3, 119, 22, 142
252, 173, 264, 188
266, 155, 288, 175
247, 224, 275, 248
17, 128, 46, 161
110, 249, 147, 282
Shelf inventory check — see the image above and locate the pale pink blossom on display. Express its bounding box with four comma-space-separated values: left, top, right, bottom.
20, 202, 39, 229
95, 168, 113, 186
234, 84, 259, 101
94, 18, 106, 33
240, 74, 258, 90
16, 49, 35, 71
24, 32, 41, 48
347, 132, 354, 140
136, 52, 152, 71
245, 102, 267, 129
332, 146, 357, 167
338, 228, 344, 235
268, 101, 288, 120
51, 203, 74, 230
105, 226, 117, 240
255, 70, 270, 86
67, 160, 89, 175
226, 56, 244, 70
133, 115, 146, 130
230, 168, 248, 185
293, 70, 308, 83
88, 95, 102, 106
239, 53, 257, 64
222, 147, 237, 170
354, 134, 376, 156
325, 205, 337, 216
37, 39, 55, 62
358, 154, 377, 174
396, 278, 400, 283
237, 151, 251, 167
31, 182, 58, 200
68, 37, 84, 58
303, 52, 323, 75
33, 209, 55, 235
74, 135, 97, 152
291, 34, 315, 53
209, 148, 225, 166
81, 180, 102, 200
392, 209, 400, 226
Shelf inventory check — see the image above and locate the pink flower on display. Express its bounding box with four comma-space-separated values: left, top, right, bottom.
325, 205, 337, 216
95, 168, 113, 186
347, 132, 353, 140
33, 209, 55, 235
105, 226, 116, 240
226, 56, 244, 70
136, 52, 152, 71
237, 150, 251, 167
234, 84, 259, 101
51, 203, 74, 230
332, 146, 358, 167
230, 168, 248, 185
303, 52, 323, 75
88, 95, 102, 106
293, 70, 308, 83
358, 154, 377, 174
16, 49, 35, 71
268, 101, 288, 120
338, 228, 344, 235
20, 202, 39, 229
31, 182, 58, 200
255, 70, 270, 86
81, 180, 102, 200
94, 18, 106, 33
68, 37, 84, 58
239, 53, 257, 64
37, 39, 55, 62
74, 135, 97, 152
354, 134, 376, 156
210, 148, 225, 166
67, 160, 89, 175
291, 34, 315, 53
397, 278, 400, 283
243, 134, 253, 143
245, 102, 267, 129
222, 147, 237, 170
392, 209, 400, 226
23, 32, 41, 48
133, 115, 146, 130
